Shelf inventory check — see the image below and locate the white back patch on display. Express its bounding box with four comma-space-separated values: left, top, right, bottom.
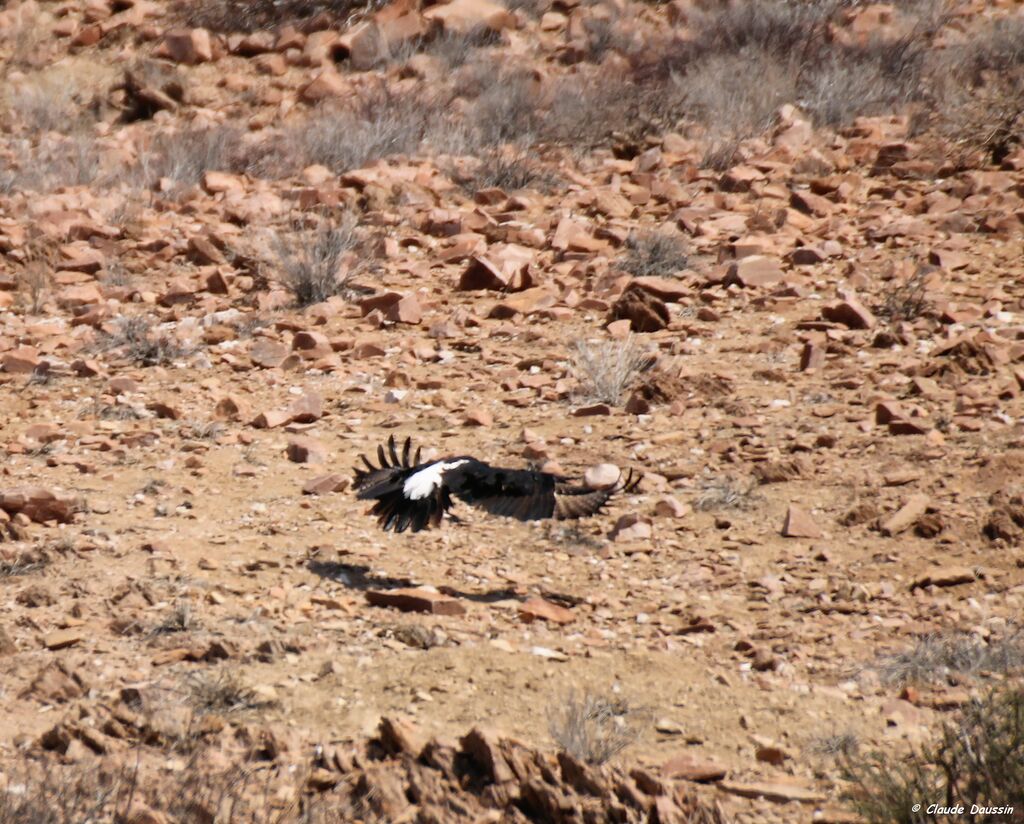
403, 460, 467, 500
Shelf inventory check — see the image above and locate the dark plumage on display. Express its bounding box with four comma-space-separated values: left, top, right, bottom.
352, 435, 640, 533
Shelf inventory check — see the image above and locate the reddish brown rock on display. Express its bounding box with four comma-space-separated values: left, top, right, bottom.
608, 285, 670, 333
287, 436, 328, 464
662, 754, 727, 783
879, 493, 929, 536
250, 339, 290, 368
0, 488, 80, 523
782, 505, 822, 538
463, 407, 493, 427
366, 588, 467, 616
912, 566, 976, 589
723, 256, 785, 288
822, 294, 876, 329
160, 28, 213, 64
288, 392, 324, 423
423, 0, 516, 34
518, 597, 575, 624
386, 294, 423, 325
250, 409, 291, 429
302, 474, 349, 495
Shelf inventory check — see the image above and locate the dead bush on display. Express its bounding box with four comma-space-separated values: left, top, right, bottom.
98, 316, 194, 367
276, 87, 442, 177
0, 547, 50, 577
0, 757, 342, 823
874, 630, 1024, 687
135, 125, 246, 191
181, 0, 381, 33
452, 147, 557, 194
798, 47, 923, 128
270, 214, 364, 307
548, 689, 643, 765
620, 230, 689, 278
571, 335, 650, 406
842, 687, 1024, 824
876, 265, 933, 323
693, 476, 761, 512
183, 669, 269, 716
423, 26, 503, 69
465, 68, 545, 147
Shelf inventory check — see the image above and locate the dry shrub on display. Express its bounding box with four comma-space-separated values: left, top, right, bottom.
270, 213, 365, 306
874, 630, 1024, 687
135, 125, 247, 191
548, 689, 643, 765
98, 316, 194, 366
269, 86, 444, 177
572, 336, 650, 406
181, 0, 381, 33
0, 757, 342, 823
620, 230, 689, 278
184, 669, 270, 716
843, 688, 1024, 824
693, 476, 761, 512
876, 265, 933, 323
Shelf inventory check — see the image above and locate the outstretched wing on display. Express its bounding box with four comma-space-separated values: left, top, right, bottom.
553, 469, 641, 519
352, 436, 450, 533
448, 464, 640, 522
352, 435, 422, 495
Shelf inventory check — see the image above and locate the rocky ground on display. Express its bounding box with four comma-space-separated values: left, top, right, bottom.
0, 0, 1023, 821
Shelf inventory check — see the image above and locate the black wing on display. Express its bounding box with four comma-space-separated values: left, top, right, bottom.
352, 436, 451, 533
447, 464, 640, 522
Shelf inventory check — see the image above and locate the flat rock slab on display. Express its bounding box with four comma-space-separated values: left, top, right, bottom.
880, 493, 930, 536
719, 780, 826, 804
782, 504, 822, 538
662, 754, 727, 782
366, 588, 467, 616
43, 629, 85, 651
518, 597, 574, 624
912, 566, 977, 590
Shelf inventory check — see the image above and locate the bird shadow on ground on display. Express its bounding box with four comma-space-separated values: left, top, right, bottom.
305, 560, 523, 604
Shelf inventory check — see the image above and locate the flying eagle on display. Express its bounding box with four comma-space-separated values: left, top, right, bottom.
352, 435, 640, 533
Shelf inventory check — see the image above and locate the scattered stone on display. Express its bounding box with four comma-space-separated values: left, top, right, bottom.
518, 597, 574, 624
662, 754, 727, 782
719, 780, 826, 804
583, 463, 620, 489
879, 493, 929, 536
911, 566, 977, 589
302, 474, 349, 495
366, 588, 467, 616
782, 505, 822, 538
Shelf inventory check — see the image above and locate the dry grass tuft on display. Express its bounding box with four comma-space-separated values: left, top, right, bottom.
572, 336, 650, 406
842, 687, 1024, 824
548, 689, 644, 765
620, 230, 689, 278
98, 317, 194, 367
693, 477, 761, 512
874, 630, 1024, 687
270, 213, 364, 307
183, 669, 269, 716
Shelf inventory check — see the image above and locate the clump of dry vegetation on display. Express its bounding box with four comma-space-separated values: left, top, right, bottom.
693, 476, 762, 512
98, 316, 194, 367
181, 0, 382, 32
842, 688, 1024, 824
571, 336, 650, 406
270, 213, 365, 307
183, 669, 269, 716
620, 230, 689, 279
874, 630, 1024, 687
548, 689, 643, 765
